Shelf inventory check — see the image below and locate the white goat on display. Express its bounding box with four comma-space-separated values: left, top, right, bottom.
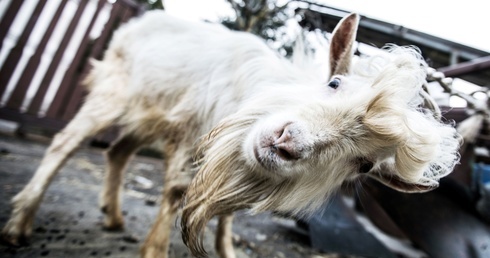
2, 11, 460, 258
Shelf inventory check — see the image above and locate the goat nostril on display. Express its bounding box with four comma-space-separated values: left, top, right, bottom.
277, 127, 285, 139
275, 124, 292, 144
271, 123, 301, 161
272, 145, 299, 161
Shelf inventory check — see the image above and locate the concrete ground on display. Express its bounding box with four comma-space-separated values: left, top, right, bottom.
0, 133, 348, 258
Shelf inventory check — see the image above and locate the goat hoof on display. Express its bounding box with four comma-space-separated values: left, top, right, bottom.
102, 225, 124, 232
100, 205, 108, 214
102, 220, 124, 232
1, 232, 29, 247
140, 246, 166, 258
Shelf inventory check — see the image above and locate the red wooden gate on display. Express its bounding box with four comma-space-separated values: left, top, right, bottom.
0, 0, 144, 135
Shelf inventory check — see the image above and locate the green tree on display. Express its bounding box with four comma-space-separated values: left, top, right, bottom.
135, 0, 164, 10
221, 0, 298, 56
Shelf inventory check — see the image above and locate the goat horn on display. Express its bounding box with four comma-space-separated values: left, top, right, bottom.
421, 83, 442, 121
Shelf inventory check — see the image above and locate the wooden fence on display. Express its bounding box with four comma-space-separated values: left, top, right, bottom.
0, 0, 144, 136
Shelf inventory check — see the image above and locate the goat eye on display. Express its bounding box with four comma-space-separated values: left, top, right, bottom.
327, 77, 341, 89
359, 161, 373, 174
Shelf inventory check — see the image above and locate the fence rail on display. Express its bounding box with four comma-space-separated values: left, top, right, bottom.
0, 0, 143, 135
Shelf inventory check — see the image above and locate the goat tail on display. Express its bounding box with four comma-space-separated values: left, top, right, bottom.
75, 45, 130, 131
81, 59, 98, 91
82, 45, 129, 94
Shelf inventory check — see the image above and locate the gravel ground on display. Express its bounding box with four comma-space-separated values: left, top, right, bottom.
0, 133, 350, 258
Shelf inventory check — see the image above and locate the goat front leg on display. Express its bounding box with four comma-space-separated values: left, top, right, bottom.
216, 213, 236, 258
3, 129, 96, 245
1, 131, 81, 245
100, 133, 147, 230
2, 96, 121, 245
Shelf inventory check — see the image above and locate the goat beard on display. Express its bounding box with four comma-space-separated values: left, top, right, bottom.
181, 112, 300, 257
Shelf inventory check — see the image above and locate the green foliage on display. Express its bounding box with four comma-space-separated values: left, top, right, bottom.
221, 0, 297, 56
135, 0, 164, 10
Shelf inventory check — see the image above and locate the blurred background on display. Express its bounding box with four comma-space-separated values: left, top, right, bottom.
1, 1, 489, 257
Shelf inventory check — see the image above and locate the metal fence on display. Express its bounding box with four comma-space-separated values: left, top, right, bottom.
0, 0, 143, 135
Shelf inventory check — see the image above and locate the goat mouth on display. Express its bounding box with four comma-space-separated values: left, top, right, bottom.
253, 145, 278, 171
253, 145, 268, 169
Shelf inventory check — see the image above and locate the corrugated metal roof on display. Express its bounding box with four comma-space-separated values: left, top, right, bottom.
296, 3, 490, 86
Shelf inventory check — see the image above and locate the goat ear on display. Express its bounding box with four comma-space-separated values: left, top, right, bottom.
329, 13, 360, 77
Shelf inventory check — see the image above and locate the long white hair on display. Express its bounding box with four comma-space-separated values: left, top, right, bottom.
181, 14, 461, 256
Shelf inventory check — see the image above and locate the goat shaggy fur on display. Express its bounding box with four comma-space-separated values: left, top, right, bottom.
2, 11, 460, 258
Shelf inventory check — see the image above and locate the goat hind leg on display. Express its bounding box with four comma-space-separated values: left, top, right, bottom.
141, 143, 192, 258
216, 213, 236, 258
2, 96, 122, 245
140, 184, 187, 258
100, 133, 147, 230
